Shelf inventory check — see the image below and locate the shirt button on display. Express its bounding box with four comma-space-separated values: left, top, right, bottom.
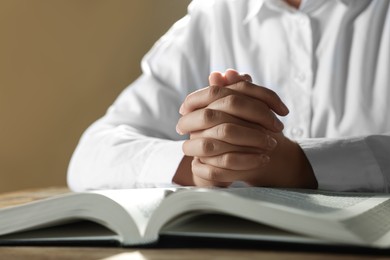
294, 72, 306, 83
290, 127, 304, 138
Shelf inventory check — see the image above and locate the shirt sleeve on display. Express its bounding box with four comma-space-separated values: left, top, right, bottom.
298, 134, 390, 192
67, 1, 211, 191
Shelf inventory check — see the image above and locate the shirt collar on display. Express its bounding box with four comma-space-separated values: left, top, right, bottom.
244, 0, 359, 23
300, 0, 327, 13
243, 0, 294, 24
243, 0, 265, 24
244, 0, 354, 24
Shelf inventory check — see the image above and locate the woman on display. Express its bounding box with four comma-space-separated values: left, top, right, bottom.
68, 0, 390, 192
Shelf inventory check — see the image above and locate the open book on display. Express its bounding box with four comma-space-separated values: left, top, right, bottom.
1, 187, 390, 248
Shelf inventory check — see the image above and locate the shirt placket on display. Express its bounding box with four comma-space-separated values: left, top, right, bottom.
284, 12, 314, 139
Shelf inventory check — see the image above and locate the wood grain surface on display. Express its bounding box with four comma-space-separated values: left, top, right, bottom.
1, 187, 390, 260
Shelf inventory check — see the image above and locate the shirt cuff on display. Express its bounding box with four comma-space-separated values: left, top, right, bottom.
297, 137, 386, 192
136, 140, 185, 188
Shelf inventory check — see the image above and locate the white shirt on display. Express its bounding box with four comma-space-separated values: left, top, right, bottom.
67, 0, 390, 192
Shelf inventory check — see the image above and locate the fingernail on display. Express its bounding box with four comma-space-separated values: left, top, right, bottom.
240, 74, 252, 82
274, 119, 284, 131
260, 154, 270, 164
176, 124, 183, 135
280, 103, 289, 114
267, 136, 277, 150
179, 104, 184, 115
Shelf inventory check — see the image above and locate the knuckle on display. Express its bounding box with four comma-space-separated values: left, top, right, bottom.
202, 108, 217, 124
216, 124, 226, 139
208, 85, 223, 99
217, 123, 235, 139
223, 94, 241, 108
219, 153, 235, 168
235, 80, 250, 90
201, 139, 215, 154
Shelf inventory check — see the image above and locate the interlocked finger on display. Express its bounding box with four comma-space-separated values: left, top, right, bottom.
199, 152, 270, 171
190, 123, 277, 151
182, 138, 262, 157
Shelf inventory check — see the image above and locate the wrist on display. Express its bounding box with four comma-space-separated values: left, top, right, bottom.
288, 140, 318, 189
173, 156, 195, 186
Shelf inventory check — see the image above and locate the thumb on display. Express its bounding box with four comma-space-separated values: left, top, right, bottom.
208, 71, 227, 87
225, 69, 252, 85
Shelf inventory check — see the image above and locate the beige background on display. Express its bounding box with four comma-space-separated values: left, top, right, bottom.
0, 0, 191, 193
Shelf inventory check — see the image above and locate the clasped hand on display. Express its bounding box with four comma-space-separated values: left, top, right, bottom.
176, 69, 317, 189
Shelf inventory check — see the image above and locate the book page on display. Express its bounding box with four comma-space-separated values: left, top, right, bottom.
93, 188, 176, 237
224, 188, 379, 213
161, 213, 329, 245
342, 199, 390, 244
177, 188, 390, 246
0, 220, 119, 245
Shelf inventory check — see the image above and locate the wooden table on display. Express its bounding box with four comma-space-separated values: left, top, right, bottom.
1, 187, 390, 260
3, 246, 390, 260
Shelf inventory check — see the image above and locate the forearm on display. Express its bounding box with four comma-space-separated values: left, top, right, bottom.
67, 121, 185, 191
299, 134, 390, 192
